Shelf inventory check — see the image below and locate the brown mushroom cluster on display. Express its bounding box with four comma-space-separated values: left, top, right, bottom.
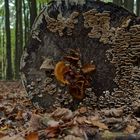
45, 12, 79, 36
54, 49, 96, 100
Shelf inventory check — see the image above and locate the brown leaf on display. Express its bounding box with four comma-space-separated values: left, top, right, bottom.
0, 132, 5, 139
51, 108, 73, 121
88, 116, 108, 130
124, 125, 136, 134
0, 135, 25, 140
91, 120, 108, 130
0, 125, 9, 131
70, 126, 84, 137
15, 110, 23, 120
29, 114, 42, 131
75, 116, 87, 124
45, 126, 60, 138
101, 108, 123, 117
47, 120, 59, 127
25, 132, 38, 140
54, 61, 70, 85
81, 64, 96, 74
78, 107, 87, 114
64, 135, 84, 140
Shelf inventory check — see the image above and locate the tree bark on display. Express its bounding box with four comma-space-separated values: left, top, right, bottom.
2, 27, 6, 79
28, 0, 37, 28
4, 0, 13, 80
0, 26, 2, 79
23, 0, 28, 46
15, 0, 23, 79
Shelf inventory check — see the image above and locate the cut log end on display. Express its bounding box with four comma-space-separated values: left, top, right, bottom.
21, 0, 140, 112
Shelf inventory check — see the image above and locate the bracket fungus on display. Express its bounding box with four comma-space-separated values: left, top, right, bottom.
45, 11, 79, 36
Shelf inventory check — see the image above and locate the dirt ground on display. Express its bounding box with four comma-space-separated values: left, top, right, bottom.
0, 81, 140, 140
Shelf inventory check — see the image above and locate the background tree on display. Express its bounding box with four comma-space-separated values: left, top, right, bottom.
4, 0, 13, 80
113, 0, 122, 6
136, 0, 140, 16
23, 0, 30, 46
28, 0, 37, 28
124, 0, 134, 13
15, 0, 23, 78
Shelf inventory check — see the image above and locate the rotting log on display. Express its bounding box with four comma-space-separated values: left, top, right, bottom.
20, 0, 140, 113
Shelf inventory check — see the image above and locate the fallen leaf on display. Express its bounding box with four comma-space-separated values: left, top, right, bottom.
25, 132, 38, 140
64, 135, 84, 140
78, 107, 87, 114
0, 135, 25, 140
124, 125, 136, 134
0, 125, 9, 131
15, 110, 23, 120
88, 117, 108, 130
69, 126, 84, 137
47, 120, 59, 127
101, 108, 123, 117
91, 120, 108, 130
51, 108, 73, 121
102, 130, 125, 140
0, 132, 5, 139
46, 126, 60, 138
75, 116, 87, 124
29, 114, 42, 131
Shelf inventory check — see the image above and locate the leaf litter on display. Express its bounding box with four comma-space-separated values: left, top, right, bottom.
0, 81, 140, 140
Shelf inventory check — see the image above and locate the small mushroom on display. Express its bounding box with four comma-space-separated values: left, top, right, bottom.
69, 81, 85, 100
40, 58, 54, 71
54, 61, 70, 85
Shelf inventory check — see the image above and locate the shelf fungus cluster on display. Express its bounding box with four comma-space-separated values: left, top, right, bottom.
45, 12, 79, 36
105, 21, 140, 107
83, 9, 114, 44
54, 49, 96, 100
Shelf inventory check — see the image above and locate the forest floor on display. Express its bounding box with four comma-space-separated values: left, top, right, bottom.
0, 81, 140, 140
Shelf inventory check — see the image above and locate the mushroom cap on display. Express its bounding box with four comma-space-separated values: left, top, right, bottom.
40, 58, 55, 71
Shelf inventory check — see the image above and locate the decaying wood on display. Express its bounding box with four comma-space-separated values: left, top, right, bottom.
21, 0, 140, 115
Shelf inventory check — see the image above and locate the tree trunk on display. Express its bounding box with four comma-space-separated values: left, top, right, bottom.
15, 0, 23, 79
23, 0, 28, 46
124, 0, 134, 13
136, 0, 140, 16
28, 0, 37, 28
4, 0, 13, 80
2, 27, 6, 79
0, 26, 2, 79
